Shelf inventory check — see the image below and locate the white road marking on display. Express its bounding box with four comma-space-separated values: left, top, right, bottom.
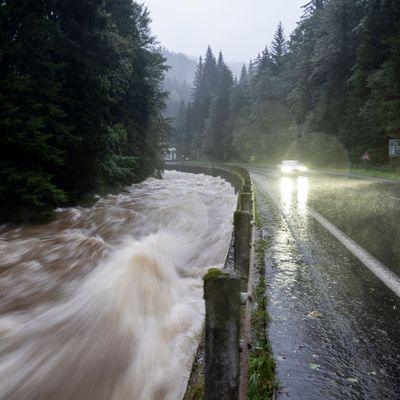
307, 207, 400, 298
252, 172, 400, 298
389, 196, 400, 201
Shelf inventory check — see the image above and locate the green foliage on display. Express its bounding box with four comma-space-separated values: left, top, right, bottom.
182, 47, 234, 160
231, 0, 399, 166
229, 22, 293, 163
165, 0, 400, 168
203, 53, 234, 159
185, 384, 204, 400
203, 267, 228, 281
232, 101, 294, 163
270, 22, 288, 73
0, 0, 169, 222
248, 349, 277, 400
248, 229, 277, 400
0, 164, 67, 221
337, 0, 400, 163
101, 125, 137, 188
285, 0, 400, 164
0, 0, 70, 220
286, 132, 350, 168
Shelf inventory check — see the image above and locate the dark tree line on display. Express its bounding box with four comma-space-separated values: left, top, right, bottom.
176, 0, 400, 166
0, 0, 169, 221
174, 46, 234, 160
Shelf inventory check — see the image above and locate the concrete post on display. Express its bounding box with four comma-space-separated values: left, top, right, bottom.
204, 269, 241, 400
240, 192, 252, 213
234, 210, 251, 278
242, 184, 251, 193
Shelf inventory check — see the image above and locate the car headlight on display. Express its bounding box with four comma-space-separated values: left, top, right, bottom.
298, 166, 307, 172
281, 166, 292, 173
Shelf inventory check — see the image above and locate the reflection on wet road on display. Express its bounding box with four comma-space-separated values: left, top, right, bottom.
250, 168, 400, 399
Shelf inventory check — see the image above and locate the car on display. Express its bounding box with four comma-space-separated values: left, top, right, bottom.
279, 160, 308, 174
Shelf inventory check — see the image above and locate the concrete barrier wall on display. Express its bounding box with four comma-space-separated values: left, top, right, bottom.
165, 161, 253, 400
164, 162, 245, 193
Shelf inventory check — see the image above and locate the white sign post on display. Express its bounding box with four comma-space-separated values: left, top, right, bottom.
388, 140, 400, 169
389, 139, 400, 157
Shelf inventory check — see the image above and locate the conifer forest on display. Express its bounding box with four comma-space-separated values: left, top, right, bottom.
174, 0, 400, 169
1, 0, 400, 220
0, 0, 168, 221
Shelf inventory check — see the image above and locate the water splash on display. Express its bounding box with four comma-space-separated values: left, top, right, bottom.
0, 171, 236, 400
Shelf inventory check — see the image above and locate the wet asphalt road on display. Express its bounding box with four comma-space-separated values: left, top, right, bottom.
249, 167, 400, 400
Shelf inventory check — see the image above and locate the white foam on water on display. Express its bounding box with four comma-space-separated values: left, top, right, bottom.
0, 171, 236, 400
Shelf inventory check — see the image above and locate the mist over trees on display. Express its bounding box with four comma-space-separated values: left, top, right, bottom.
161, 48, 197, 83
1, 0, 399, 221
161, 48, 194, 119
173, 47, 234, 160
0, 0, 168, 221
176, 0, 400, 166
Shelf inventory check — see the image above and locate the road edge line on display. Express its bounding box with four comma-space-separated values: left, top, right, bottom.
307, 207, 400, 298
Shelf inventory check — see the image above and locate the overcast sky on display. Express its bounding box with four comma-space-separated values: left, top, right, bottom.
143, 0, 306, 62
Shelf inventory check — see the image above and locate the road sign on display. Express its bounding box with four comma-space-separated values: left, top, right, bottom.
389, 139, 400, 157
250, 155, 256, 162
361, 151, 370, 161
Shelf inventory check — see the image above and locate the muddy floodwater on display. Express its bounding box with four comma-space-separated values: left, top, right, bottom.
0, 171, 236, 400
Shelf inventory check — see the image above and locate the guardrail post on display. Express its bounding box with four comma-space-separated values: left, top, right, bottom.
204, 269, 241, 400
240, 192, 252, 213
234, 210, 251, 278
242, 184, 251, 193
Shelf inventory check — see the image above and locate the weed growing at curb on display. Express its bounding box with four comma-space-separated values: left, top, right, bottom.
248, 191, 278, 399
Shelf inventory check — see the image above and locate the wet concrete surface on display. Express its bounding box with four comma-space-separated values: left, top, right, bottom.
250, 168, 400, 399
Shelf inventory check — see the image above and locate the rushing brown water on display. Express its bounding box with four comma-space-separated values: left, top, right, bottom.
0, 171, 236, 400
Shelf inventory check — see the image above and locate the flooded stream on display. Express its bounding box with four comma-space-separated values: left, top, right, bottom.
0, 171, 237, 400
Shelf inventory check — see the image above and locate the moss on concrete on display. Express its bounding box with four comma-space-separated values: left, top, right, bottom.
253, 189, 261, 228
183, 330, 205, 400
248, 200, 278, 399
203, 268, 229, 281
234, 209, 248, 224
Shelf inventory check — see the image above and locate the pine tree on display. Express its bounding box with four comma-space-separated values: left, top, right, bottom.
302, 0, 326, 18
239, 65, 248, 86
184, 102, 193, 157
342, 0, 400, 161
247, 59, 256, 83
190, 56, 204, 141
270, 22, 288, 73
0, 0, 69, 220
175, 100, 187, 157
0, 0, 169, 221
256, 46, 274, 76
105, 1, 168, 181
190, 47, 218, 156
204, 51, 233, 159
203, 46, 218, 92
